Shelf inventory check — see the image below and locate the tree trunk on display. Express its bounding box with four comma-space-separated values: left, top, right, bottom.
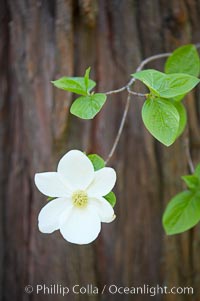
1, 0, 200, 300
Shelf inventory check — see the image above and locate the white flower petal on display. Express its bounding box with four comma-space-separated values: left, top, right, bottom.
57, 150, 94, 190
38, 198, 73, 233
35, 172, 71, 197
60, 206, 101, 244
87, 167, 116, 197
89, 197, 115, 223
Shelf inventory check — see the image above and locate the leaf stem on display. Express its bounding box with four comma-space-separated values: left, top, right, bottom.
104, 53, 171, 96
185, 137, 195, 173
105, 42, 200, 96
105, 87, 127, 95
127, 88, 147, 97
105, 93, 131, 165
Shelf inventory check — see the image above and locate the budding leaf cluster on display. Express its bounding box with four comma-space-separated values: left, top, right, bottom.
52, 67, 107, 119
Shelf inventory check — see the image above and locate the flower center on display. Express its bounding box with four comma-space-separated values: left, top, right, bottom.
72, 190, 88, 208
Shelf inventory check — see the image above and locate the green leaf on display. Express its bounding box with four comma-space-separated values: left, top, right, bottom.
88, 154, 105, 171
133, 69, 200, 98
171, 94, 185, 102
70, 93, 107, 119
132, 69, 163, 96
182, 175, 199, 190
165, 44, 200, 77
47, 197, 56, 201
142, 97, 180, 146
104, 191, 116, 207
173, 102, 187, 138
84, 67, 91, 92
88, 153, 117, 207
52, 76, 96, 96
195, 164, 200, 179
163, 73, 200, 98
163, 190, 200, 235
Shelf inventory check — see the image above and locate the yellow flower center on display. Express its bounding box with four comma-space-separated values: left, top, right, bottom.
72, 190, 88, 208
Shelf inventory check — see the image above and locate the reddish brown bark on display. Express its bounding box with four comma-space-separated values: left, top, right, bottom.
1, 1, 200, 300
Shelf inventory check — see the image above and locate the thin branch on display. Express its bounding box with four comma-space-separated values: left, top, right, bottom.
105, 43, 200, 165
105, 87, 127, 95
105, 53, 172, 96
185, 137, 195, 174
195, 43, 200, 49
105, 53, 172, 164
127, 87, 147, 97
136, 53, 171, 71
105, 43, 200, 96
105, 93, 131, 165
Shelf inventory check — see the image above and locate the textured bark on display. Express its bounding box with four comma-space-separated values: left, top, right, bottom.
1, 0, 200, 300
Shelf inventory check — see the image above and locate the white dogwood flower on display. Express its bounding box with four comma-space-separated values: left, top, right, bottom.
34, 150, 116, 244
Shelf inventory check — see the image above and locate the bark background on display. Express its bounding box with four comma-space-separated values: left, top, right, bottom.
0, 0, 200, 300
